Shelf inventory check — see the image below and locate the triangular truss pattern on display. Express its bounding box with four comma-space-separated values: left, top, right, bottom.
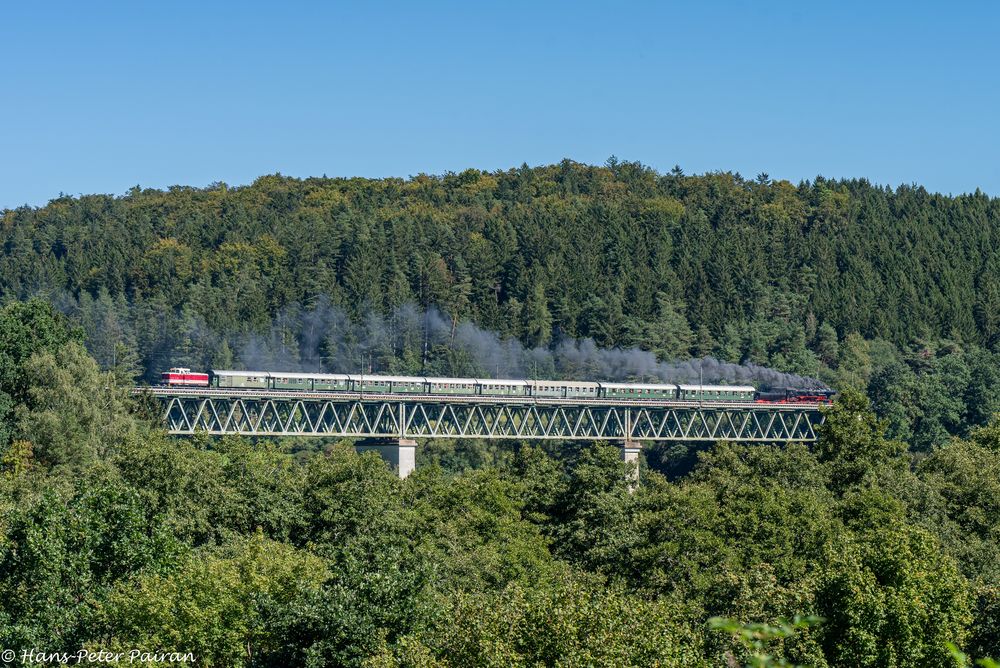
159, 396, 823, 443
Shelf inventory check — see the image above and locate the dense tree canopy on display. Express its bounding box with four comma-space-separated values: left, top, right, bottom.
0, 303, 996, 665
2, 161, 1000, 664
5, 163, 999, 350
4, 161, 999, 448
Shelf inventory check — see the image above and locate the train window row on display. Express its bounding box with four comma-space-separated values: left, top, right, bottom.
163, 368, 834, 405
194, 370, 758, 402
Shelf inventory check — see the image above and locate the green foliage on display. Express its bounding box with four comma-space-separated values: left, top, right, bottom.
967, 587, 1000, 660
402, 466, 556, 591
95, 532, 326, 666
262, 533, 432, 667
3, 158, 1000, 663
630, 291, 694, 360
915, 433, 1000, 584
0, 299, 82, 450
968, 417, 1000, 452
4, 164, 1000, 447
16, 341, 140, 470
708, 615, 824, 668
814, 389, 906, 493
112, 433, 306, 546
0, 476, 183, 650
868, 343, 1000, 450
0, 299, 82, 401
948, 642, 1000, 668
375, 575, 708, 667
299, 444, 405, 547
816, 522, 971, 667
541, 442, 638, 571
0, 331, 996, 665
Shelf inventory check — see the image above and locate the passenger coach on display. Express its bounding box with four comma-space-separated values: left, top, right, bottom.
162, 369, 775, 402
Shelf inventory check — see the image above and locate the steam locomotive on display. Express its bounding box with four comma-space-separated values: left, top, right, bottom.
754, 388, 837, 404
161, 368, 834, 404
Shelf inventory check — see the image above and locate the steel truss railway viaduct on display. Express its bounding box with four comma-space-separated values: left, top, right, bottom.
140, 387, 826, 481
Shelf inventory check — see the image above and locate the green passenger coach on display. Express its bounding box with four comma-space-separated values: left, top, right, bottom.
271, 372, 315, 390
427, 378, 479, 395
311, 374, 352, 391
478, 379, 530, 396
212, 370, 270, 389
204, 370, 764, 403
677, 384, 756, 402
600, 382, 677, 399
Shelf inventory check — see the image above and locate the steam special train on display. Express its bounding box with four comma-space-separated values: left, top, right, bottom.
161, 368, 834, 404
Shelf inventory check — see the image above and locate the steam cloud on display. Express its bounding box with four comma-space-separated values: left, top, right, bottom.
237, 298, 825, 390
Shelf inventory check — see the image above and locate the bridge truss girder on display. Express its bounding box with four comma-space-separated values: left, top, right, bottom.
159, 396, 822, 442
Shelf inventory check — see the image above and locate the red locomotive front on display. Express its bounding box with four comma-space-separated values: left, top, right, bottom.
161, 367, 210, 386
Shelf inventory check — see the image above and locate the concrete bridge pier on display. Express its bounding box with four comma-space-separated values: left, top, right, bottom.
356, 438, 417, 479
621, 440, 642, 490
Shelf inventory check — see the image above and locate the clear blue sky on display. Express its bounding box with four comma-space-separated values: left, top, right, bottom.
2, 0, 998, 209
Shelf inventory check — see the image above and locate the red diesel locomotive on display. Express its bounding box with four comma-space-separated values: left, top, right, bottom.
160, 367, 210, 387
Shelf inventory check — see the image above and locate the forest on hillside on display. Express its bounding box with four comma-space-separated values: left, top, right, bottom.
3, 160, 1000, 449
3, 162, 1000, 664
1, 299, 1000, 666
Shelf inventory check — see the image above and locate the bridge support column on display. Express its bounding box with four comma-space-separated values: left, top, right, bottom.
356, 439, 417, 479
621, 440, 642, 490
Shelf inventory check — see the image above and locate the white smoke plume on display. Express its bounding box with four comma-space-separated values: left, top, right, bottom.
236, 298, 826, 390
